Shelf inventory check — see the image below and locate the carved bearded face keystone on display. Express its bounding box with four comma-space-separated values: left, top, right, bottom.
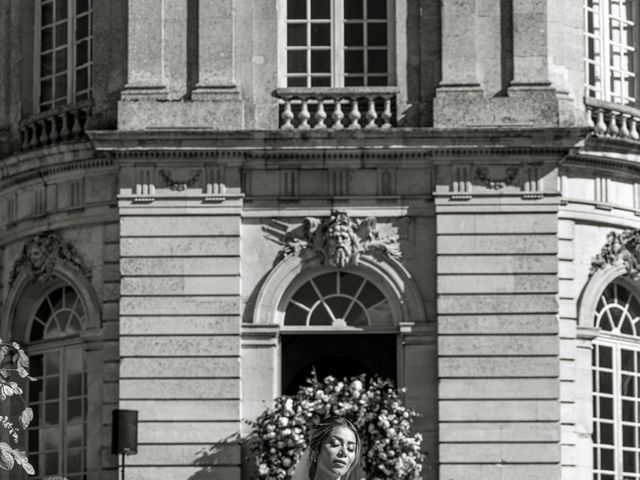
326, 212, 355, 268
27, 241, 47, 271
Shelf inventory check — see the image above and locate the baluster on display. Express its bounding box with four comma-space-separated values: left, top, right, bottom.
332, 99, 345, 130
298, 99, 311, 129
29, 123, 39, 148
20, 127, 29, 150
594, 109, 607, 135
348, 98, 361, 129
281, 100, 294, 130
620, 114, 631, 138
39, 119, 49, 145
71, 110, 83, 136
607, 111, 619, 136
60, 112, 71, 139
314, 100, 327, 129
586, 107, 595, 128
365, 97, 378, 129
50, 114, 60, 143
631, 118, 640, 140
381, 97, 392, 129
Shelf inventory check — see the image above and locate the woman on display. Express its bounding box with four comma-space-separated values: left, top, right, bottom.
292, 416, 361, 480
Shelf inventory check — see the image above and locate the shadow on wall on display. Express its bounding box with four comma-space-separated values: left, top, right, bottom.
189, 431, 244, 480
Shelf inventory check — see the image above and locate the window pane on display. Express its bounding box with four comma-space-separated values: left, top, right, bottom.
55, 49, 67, 73
42, 3, 54, 26
359, 282, 384, 307
312, 273, 336, 297
292, 281, 318, 307
288, 24, 306, 46
601, 422, 614, 444
42, 27, 54, 51
367, 23, 387, 46
339, 272, 364, 296
44, 352, 60, 375
346, 303, 367, 326
288, 0, 306, 19
600, 345, 613, 368
311, 50, 330, 73
311, 76, 330, 86
345, 76, 364, 86
66, 399, 83, 423
44, 402, 59, 426
77, 0, 89, 13
66, 449, 82, 474
311, 23, 330, 46
600, 397, 613, 419
345, 24, 363, 46
56, 0, 68, 21
367, 50, 387, 73
67, 372, 83, 397
66, 425, 83, 448
309, 304, 332, 326
599, 371, 613, 394
601, 447, 614, 470
345, 50, 364, 74
55, 23, 68, 47
345, 0, 363, 19
45, 451, 59, 475
310, 0, 330, 19
287, 76, 307, 87
325, 297, 352, 320
288, 50, 307, 73
54, 73, 68, 101
45, 376, 59, 399
367, 75, 388, 86
76, 15, 89, 40
41, 53, 54, 77
285, 303, 308, 326
367, 0, 387, 19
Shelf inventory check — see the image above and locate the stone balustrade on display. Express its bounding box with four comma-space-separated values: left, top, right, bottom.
19, 102, 93, 151
586, 97, 640, 141
274, 87, 398, 130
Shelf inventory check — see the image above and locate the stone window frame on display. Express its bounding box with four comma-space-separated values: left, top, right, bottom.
591, 279, 640, 479
34, 0, 93, 113
1, 259, 104, 480
584, 0, 639, 105
26, 283, 89, 480
276, 0, 396, 88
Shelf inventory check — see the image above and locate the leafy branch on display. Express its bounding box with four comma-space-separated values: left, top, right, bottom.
0, 340, 36, 475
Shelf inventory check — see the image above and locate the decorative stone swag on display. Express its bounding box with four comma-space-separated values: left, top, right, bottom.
274, 87, 398, 130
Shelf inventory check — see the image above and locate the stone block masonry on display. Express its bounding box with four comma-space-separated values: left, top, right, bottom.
118, 205, 241, 480
436, 198, 561, 480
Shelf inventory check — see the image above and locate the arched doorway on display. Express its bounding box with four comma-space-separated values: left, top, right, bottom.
279, 270, 398, 395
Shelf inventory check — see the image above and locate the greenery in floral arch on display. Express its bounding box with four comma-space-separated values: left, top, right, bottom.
0, 340, 35, 474
249, 370, 424, 480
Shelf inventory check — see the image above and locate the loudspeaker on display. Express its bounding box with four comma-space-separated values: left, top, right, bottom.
111, 409, 138, 455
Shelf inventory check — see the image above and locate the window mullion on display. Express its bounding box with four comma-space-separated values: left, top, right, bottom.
614, 343, 624, 478
34, 0, 43, 113
333, 0, 343, 87
602, 0, 611, 101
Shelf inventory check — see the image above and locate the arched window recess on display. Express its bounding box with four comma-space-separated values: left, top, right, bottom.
255, 211, 425, 329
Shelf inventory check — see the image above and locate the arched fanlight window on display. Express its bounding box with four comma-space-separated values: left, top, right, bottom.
284, 271, 392, 327
27, 285, 87, 480
593, 281, 640, 480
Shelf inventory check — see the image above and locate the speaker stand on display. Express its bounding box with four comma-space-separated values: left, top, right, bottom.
121, 453, 126, 480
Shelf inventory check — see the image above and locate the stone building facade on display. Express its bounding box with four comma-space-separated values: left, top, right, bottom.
0, 1, 639, 480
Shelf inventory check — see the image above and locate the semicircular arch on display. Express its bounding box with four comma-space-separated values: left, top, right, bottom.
253, 251, 426, 327
1, 261, 101, 342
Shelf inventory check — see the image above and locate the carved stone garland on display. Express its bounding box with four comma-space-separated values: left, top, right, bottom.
591, 229, 640, 279
275, 210, 401, 267
9, 232, 92, 287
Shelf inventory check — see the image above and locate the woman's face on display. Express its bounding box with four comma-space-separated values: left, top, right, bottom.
315, 425, 357, 479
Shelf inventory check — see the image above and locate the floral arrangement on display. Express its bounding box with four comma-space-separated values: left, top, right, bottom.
0, 340, 35, 474
249, 370, 424, 480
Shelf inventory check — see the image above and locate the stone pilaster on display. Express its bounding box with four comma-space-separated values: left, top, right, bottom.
435, 160, 562, 480
117, 160, 243, 479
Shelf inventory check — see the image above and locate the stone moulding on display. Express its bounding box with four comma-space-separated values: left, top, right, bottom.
591, 229, 640, 279
269, 210, 401, 267
9, 232, 92, 287
157, 169, 202, 191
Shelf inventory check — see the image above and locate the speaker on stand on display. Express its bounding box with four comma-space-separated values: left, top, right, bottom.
111, 409, 138, 480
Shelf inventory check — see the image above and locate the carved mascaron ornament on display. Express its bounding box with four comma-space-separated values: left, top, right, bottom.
277, 210, 401, 267
591, 229, 640, 279
9, 232, 92, 287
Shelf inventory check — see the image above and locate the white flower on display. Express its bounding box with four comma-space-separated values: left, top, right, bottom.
277, 416, 289, 427
258, 463, 269, 475
350, 379, 363, 392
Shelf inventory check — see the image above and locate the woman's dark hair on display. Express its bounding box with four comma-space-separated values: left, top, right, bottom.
307, 416, 361, 479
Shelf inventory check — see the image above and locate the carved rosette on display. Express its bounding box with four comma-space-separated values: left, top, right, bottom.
275, 210, 401, 267
9, 232, 92, 287
591, 229, 640, 279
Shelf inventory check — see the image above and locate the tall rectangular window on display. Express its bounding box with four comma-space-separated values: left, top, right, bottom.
283, 0, 393, 87
37, 0, 93, 113
585, 0, 639, 105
